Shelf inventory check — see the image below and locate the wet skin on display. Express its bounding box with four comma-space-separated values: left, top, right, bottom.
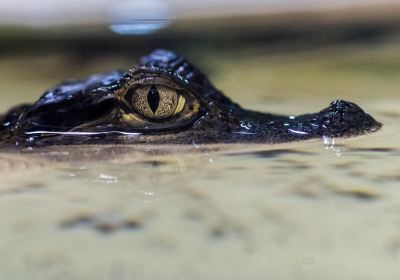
0, 49, 381, 147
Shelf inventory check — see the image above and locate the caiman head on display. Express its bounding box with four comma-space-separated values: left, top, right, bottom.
0, 49, 381, 146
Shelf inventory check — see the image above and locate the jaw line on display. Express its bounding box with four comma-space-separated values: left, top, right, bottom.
24, 131, 142, 136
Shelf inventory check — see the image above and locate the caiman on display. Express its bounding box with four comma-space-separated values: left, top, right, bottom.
0, 49, 381, 147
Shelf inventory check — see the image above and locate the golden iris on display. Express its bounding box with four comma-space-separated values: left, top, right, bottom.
131, 85, 185, 120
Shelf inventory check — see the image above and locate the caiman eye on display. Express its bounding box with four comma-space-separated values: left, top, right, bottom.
131, 85, 185, 120
121, 79, 201, 131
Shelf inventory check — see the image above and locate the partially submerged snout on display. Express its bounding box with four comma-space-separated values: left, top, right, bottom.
231, 100, 382, 143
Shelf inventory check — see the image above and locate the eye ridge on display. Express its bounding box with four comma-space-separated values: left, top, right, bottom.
147, 85, 160, 113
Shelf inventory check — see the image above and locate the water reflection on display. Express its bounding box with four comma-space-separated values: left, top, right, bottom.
61, 150, 209, 200
108, 0, 172, 35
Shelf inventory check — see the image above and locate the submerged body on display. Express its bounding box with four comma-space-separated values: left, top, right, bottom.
0, 49, 381, 146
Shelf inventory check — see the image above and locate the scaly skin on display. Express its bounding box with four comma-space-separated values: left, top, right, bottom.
0, 49, 381, 147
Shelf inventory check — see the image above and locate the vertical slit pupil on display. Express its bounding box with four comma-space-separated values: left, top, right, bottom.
147, 86, 160, 113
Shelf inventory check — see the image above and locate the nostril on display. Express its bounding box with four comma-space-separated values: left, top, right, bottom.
329, 100, 363, 113
321, 100, 381, 136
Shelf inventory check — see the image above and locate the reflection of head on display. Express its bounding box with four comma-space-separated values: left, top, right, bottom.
62, 147, 211, 201
135, 155, 189, 199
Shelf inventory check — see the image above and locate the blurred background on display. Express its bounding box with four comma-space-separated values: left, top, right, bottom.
1, 0, 400, 113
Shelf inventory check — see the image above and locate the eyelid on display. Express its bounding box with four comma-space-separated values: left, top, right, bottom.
130, 76, 184, 91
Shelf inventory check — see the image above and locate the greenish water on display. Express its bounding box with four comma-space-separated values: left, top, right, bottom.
0, 40, 400, 279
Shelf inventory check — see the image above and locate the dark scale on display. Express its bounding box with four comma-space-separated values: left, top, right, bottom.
147, 86, 160, 113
